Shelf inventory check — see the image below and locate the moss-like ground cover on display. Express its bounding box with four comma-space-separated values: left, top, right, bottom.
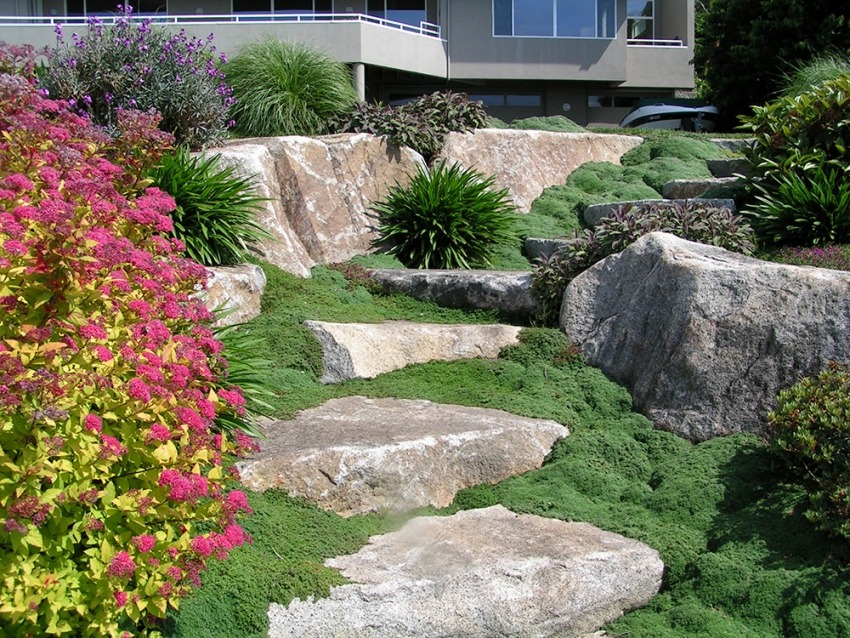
164, 262, 850, 638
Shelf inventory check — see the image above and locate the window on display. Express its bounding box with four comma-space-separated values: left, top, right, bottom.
494, 0, 615, 39
627, 0, 653, 40
369, 0, 427, 27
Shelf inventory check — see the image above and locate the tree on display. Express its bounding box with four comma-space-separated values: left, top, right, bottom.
694, 0, 850, 130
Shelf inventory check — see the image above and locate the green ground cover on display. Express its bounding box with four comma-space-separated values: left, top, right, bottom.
164, 262, 850, 638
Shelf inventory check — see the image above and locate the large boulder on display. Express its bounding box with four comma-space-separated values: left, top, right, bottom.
202, 264, 266, 326
237, 396, 567, 516
268, 505, 664, 638
213, 134, 425, 275
560, 232, 850, 441
304, 320, 522, 383
437, 129, 643, 213
369, 268, 538, 320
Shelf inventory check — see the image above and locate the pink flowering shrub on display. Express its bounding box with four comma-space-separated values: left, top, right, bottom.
0, 48, 256, 637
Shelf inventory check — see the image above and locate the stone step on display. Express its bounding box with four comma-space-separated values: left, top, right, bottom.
706, 157, 751, 178
524, 236, 578, 261
268, 505, 664, 638
661, 176, 738, 199
368, 268, 537, 320
709, 137, 754, 154
304, 320, 523, 383
237, 396, 568, 517
583, 198, 737, 228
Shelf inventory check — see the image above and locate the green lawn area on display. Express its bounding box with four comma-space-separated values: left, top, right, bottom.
164, 261, 850, 638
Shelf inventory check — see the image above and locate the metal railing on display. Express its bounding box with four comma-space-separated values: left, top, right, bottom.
627, 38, 685, 47
0, 12, 442, 39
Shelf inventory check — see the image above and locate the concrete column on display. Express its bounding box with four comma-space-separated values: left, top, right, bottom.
353, 62, 366, 102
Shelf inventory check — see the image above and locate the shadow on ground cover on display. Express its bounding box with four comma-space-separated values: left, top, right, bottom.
166, 261, 850, 638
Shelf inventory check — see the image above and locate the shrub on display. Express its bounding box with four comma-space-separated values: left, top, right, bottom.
0, 55, 254, 637
147, 147, 271, 267
769, 362, 850, 539
745, 163, 850, 246
372, 160, 517, 269
740, 74, 850, 180
225, 37, 357, 138
531, 202, 756, 324
620, 136, 731, 166
41, 12, 233, 149
335, 91, 487, 159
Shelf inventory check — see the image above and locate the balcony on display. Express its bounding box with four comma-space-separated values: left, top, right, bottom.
0, 12, 448, 78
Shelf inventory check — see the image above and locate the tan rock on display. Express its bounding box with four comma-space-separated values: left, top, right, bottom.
304, 320, 522, 383
215, 134, 425, 275
438, 129, 643, 213
237, 396, 568, 516
202, 264, 266, 326
268, 505, 664, 638
212, 143, 315, 277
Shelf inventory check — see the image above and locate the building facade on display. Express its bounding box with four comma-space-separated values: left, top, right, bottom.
0, 0, 694, 126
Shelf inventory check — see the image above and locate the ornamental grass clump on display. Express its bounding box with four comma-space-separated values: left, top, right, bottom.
372, 160, 518, 269
41, 10, 233, 149
224, 37, 357, 138
0, 51, 254, 637
147, 147, 271, 267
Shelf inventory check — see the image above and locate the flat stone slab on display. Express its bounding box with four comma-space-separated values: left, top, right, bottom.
305, 320, 523, 383
662, 177, 738, 199
237, 397, 568, 516
369, 268, 537, 319
706, 157, 750, 178
268, 505, 664, 638
525, 237, 578, 261
583, 198, 737, 227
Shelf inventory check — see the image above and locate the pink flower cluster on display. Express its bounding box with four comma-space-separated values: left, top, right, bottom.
0, 47, 255, 634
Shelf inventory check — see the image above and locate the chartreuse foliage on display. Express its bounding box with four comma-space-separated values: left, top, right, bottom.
372, 160, 518, 269
769, 362, 850, 540
0, 50, 253, 637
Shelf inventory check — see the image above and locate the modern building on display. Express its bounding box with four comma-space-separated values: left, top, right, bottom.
0, 0, 694, 126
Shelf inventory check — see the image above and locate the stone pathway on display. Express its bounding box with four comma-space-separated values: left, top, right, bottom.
268, 505, 664, 638
237, 396, 567, 517
304, 320, 522, 383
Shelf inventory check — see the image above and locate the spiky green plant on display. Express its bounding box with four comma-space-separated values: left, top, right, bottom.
224, 37, 357, 137
148, 146, 271, 266
212, 323, 276, 438
744, 163, 850, 246
781, 52, 850, 97
372, 160, 518, 269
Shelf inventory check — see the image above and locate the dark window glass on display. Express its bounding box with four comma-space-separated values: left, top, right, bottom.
367, 0, 384, 18
315, 0, 332, 12
556, 0, 595, 37
493, 0, 511, 35
133, 0, 166, 14
597, 0, 615, 38
469, 94, 506, 107
627, 0, 652, 17
506, 94, 541, 107
514, 0, 552, 36
67, 0, 85, 15
275, 0, 311, 13
86, 0, 120, 13
387, 0, 425, 26
234, 0, 271, 12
